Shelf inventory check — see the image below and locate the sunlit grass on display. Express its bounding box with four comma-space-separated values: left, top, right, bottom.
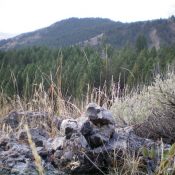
111, 69, 175, 126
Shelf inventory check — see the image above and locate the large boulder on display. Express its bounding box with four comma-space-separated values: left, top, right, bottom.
86, 103, 115, 125
47, 104, 159, 174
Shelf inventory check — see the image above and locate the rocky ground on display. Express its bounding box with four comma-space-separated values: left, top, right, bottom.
0, 103, 169, 175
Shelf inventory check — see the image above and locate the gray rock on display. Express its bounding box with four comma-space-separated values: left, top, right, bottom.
18, 128, 49, 147
60, 119, 78, 139
0, 111, 54, 130
0, 167, 11, 175
0, 136, 11, 151
0, 104, 168, 174
61, 151, 73, 161
69, 132, 88, 149
80, 120, 93, 136
52, 137, 65, 150
86, 124, 115, 148
1, 111, 20, 129
0, 136, 65, 175
86, 103, 115, 126
54, 150, 63, 159
37, 147, 48, 158
11, 162, 35, 175
44, 163, 66, 175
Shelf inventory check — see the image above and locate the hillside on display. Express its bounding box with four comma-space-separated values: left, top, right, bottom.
0, 18, 117, 49
1, 17, 175, 50
106, 17, 175, 49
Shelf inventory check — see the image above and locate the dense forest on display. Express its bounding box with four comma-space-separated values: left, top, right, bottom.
1, 35, 175, 101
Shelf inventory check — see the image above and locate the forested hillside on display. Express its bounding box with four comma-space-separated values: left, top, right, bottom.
1, 16, 175, 50
0, 18, 116, 49
1, 40, 175, 100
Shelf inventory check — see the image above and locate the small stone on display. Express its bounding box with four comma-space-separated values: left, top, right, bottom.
61, 151, 73, 161
52, 137, 65, 150
60, 119, 78, 139
0, 137, 10, 151
36, 147, 48, 158
54, 150, 63, 159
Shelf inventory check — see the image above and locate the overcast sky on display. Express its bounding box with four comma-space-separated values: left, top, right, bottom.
0, 0, 175, 34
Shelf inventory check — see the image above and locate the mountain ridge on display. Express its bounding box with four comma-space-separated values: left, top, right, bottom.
1, 17, 175, 50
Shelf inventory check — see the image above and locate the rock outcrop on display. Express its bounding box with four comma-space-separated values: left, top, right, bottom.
0, 103, 165, 174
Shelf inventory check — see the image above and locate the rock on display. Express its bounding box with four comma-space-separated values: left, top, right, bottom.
86, 103, 115, 126
18, 128, 49, 147
37, 147, 48, 159
0, 141, 35, 175
87, 124, 115, 148
61, 151, 73, 161
0, 135, 65, 175
0, 136, 10, 151
1, 111, 20, 129
68, 132, 88, 149
11, 162, 36, 175
81, 121, 115, 148
81, 106, 115, 148
52, 137, 65, 150
54, 150, 63, 159
0, 169, 11, 175
60, 119, 78, 139
0, 111, 54, 130
0, 104, 169, 174
80, 120, 93, 136
52, 150, 64, 167
44, 163, 66, 175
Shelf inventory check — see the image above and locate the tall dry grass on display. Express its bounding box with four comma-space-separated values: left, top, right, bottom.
1, 64, 175, 174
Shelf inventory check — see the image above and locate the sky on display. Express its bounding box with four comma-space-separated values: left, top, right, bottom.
0, 0, 175, 34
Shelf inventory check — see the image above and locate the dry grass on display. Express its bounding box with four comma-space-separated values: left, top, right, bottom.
1, 67, 175, 174
25, 124, 44, 175
0, 92, 15, 117
111, 69, 175, 126
109, 152, 145, 175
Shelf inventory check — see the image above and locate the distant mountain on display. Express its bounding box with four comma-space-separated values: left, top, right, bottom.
1, 17, 175, 50
0, 32, 17, 40
105, 17, 175, 49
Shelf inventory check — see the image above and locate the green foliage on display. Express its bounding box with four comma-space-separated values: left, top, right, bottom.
156, 143, 175, 175
135, 35, 148, 52
1, 43, 175, 101
141, 146, 156, 160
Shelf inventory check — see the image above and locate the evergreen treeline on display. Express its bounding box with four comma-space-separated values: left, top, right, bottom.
0, 42, 175, 100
